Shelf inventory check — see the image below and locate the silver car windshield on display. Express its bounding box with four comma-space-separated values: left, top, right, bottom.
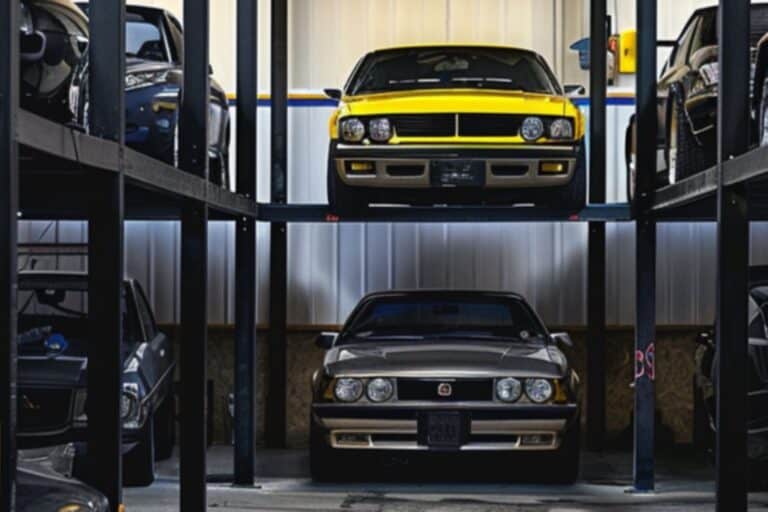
340, 297, 546, 345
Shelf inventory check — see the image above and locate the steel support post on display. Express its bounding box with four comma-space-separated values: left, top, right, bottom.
180, 0, 210, 507
87, 1, 126, 509
266, 0, 289, 449
234, 0, 258, 484
715, 1, 750, 510
0, 2, 19, 509
633, 0, 657, 492
587, 0, 607, 452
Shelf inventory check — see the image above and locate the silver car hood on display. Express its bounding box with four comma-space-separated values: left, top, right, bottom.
323, 341, 568, 379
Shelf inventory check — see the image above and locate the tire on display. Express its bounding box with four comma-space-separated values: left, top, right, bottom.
154, 396, 176, 462
309, 416, 344, 482
327, 158, 369, 216
549, 422, 581, 484
665, 86, 713, 184
124, 417, 156, 487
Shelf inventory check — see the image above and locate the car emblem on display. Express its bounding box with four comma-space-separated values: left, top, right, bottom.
21, 394, 40, 411
437, 383, 453, 397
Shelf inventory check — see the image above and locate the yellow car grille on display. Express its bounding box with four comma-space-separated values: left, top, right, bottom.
386, 114, 563, 138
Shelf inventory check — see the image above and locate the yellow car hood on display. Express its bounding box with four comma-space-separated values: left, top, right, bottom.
338, 89, 578, 118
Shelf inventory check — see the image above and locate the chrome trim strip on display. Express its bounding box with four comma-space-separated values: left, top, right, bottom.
336, 144, 577, 151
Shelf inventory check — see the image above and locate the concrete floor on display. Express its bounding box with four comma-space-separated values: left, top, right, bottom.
123, 447, 768, 511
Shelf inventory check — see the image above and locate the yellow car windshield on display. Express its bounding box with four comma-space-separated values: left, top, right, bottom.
347, 47, 561, 96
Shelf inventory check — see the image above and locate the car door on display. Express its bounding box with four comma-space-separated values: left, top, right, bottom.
658, 13, 701, 146
132, 282, 174, 413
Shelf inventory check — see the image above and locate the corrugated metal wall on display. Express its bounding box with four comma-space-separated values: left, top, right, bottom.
21, 0, 768, 327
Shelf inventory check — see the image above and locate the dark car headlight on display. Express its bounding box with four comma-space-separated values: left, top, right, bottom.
334, 378, 364, 402
125, 71, 168, 91
20, 3, 33, 34
121, 382, 144, 429
208, 103, 225, 147
496, 377, 523, 402
366, 378, 394, 402
525, 378, 554, 403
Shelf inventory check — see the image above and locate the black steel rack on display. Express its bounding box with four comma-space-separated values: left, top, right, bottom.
0, 0, 758, 511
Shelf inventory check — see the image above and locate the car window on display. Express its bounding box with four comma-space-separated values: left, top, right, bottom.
133, 284, 158, 340
750, 286, 768, 339
346, 47, 560, 95
126, 15, 168, 62
673, 15, 699, 68
690, 10, 717, 56
340, 296, 546, 345
16, 282, 141, 348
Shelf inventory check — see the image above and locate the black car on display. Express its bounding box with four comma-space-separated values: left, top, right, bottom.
16, 271, 176, 487
18, 464, 109, 512
625, 5, 768, 200
18, 0, 231, 188
693, 266, 768, 466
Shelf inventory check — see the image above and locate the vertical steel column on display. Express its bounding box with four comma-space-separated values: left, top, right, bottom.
87, 0, 126, 510
0, 2, 19, 510
633, 0, 657, 493
234, 0, 258, 485
266, 0, 288, 449
715, 1, 750, 510
587, 0, 607, 452
179, 0, 210, 507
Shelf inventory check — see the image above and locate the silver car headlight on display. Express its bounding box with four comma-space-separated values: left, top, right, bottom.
699, 62, 719, 87
208, 103, 224, 147
340, 118, 366, 142
549, 118, 574, 140
73, 389, 88, 427
496, 377, 522, 402
334, 378, 363, 402
124, 71, 168, 91
121, 382, 143, 429
366, 378, 394, 402
525, 378, 553, 403
368, 118, 392, 142
520, 116, 545, 141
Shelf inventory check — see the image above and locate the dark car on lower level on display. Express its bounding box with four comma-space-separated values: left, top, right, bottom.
694, 266, 768, 466
625, 4, 768, 200
310, 290, 581, 483
18, 0, 231, 188
18, 465, 109, 512
16, 271, 176, 487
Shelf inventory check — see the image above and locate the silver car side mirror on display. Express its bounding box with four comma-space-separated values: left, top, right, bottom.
550, 332, 574, 347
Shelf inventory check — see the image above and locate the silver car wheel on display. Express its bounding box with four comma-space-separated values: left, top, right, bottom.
668, 105, 678, 185
762, 106, 768, 147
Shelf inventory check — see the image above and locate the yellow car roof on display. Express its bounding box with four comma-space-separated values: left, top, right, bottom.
370, 43, 532, 53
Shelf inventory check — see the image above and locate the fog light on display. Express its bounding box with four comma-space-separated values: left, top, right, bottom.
335, 433, 370, 445
539, 161, 567, 175
347, 161, 376, 174
520, 434, 554, 446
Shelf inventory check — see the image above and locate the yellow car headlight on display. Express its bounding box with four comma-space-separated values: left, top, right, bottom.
340, 118, 366, 142
549, 118, 574, 140
368, 118, 392, 142
520, 117, 545, 141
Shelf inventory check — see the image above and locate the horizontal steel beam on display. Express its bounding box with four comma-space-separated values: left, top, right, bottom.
16, 110, 257, 219
258, 203, 632, 223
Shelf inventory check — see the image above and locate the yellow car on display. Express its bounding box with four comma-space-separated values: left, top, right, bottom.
325, 44, 587, 213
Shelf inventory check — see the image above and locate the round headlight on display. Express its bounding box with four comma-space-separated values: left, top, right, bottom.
549, 118, 574, 139
521, 117, 545, 141
368, 118, 392, 142
366, 378, 394, 402
496, 377, 522, 402
334, 378, 364, 402
340, 118, 366, 142
120, 392, 136, 420
525, 379, 553, 403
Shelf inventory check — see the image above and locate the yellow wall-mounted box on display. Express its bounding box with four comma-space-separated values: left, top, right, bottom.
619, 29, 637, 74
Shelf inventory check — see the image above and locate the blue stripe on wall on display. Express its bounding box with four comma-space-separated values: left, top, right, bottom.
227, 97, 637, 108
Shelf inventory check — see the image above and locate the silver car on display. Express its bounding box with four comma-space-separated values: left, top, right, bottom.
310, 290, 581, 482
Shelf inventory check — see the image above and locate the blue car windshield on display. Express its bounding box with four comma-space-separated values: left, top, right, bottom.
340, 296, 546, 344
126, 19, 167, 61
